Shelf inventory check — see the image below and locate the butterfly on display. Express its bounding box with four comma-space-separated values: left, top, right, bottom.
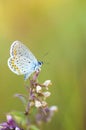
8, 41, 43, 80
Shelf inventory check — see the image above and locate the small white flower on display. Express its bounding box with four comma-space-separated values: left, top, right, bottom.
50, 106, 58, 112
15, 127, 20, 130
30, 101, 34, 107
43, 80, 52, 89
7, 115, 12, 121
35, 100, 42, 108
42, 91, 51, 98
36, 85, 42, 93
47, 106, 58, 121
42, 101, 47, 107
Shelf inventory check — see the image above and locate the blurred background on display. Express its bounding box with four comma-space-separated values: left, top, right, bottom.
0, 0, 86, 130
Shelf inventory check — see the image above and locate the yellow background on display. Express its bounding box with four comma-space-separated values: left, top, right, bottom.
0, 0, 86, 130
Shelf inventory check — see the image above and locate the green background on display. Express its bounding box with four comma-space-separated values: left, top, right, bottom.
0, 0, 86, 130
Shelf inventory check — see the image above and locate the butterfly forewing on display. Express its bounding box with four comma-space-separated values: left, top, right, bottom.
10, 41, 37, 63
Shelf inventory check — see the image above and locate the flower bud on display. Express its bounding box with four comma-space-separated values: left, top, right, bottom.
30, 101, 34, 107
15, 127, 21, 130
41, 101, 47, 107
35, 100, 42, 108
43, 80, 52, 89
42, 91, 51, 98
36, 85, 42, 93
49, 106, 58, 112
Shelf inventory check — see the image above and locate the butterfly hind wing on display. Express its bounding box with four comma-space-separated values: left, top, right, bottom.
24, 72, 34, 80
8, 56, 36, 78
8, 57, 22, 75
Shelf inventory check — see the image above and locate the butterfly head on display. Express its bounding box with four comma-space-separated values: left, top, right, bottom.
35, 61, 43, 71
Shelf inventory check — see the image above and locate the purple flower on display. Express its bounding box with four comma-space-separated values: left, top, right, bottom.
36, 106, 58, 124
0, 115, 22, 130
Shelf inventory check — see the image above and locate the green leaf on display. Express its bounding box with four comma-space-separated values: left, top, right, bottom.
10, 111, 28, 128
30, 125, 40, 130
14, 94, 27, 106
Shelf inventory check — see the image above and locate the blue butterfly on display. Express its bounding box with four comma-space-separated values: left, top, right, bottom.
8, 41, 43, 80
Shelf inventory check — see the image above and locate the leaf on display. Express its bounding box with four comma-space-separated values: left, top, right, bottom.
10, 111, 29, 128
30, 125, 40, 130
14, 94, 27, 106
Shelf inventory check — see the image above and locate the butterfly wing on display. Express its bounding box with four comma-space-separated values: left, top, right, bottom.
10, 40, 38, 63
8, 56, 35, 76
8, 57, 22, 75
8, 40, 41, 80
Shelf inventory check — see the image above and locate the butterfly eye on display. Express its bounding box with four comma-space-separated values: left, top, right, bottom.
38, 61, 43, 66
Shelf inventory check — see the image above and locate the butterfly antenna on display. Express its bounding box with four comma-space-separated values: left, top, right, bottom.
41, 52, 49, 60
41, 52, 50, 65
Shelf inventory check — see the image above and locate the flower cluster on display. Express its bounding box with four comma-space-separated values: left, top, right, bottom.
24, 72, 57, 123
28, 80, 52, 110
0, 115, 22, 130
0, 71, 57, 130
28, 79, 57, 124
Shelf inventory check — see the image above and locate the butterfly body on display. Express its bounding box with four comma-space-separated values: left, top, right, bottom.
8, 41, 43, 80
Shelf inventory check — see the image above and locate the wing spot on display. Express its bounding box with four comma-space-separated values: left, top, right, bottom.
10, 59, 21, 74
